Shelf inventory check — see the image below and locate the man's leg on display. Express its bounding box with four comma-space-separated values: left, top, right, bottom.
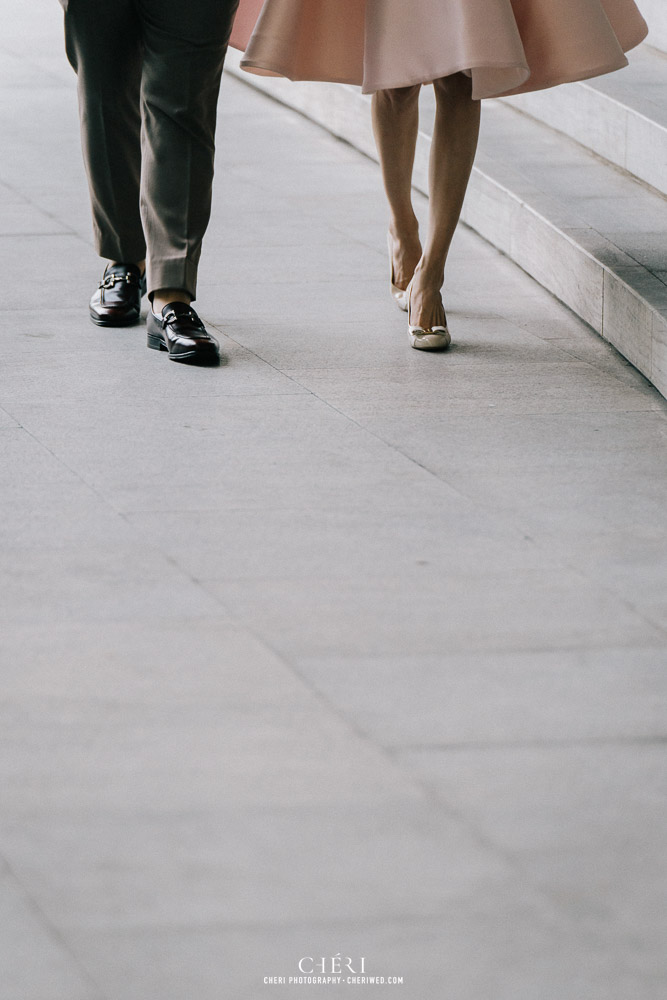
64, 0, 146, 266
138, 0, 240, 307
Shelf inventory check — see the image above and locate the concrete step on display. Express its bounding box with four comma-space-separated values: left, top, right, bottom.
225, 52, 667, 399
503, 45, 667, 198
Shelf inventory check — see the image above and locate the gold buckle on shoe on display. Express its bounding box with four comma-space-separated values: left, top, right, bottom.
99, 272, 138, 290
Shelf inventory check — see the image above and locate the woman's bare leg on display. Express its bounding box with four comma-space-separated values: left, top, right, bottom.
372, 85, 423, 291
411, 73, 481, 329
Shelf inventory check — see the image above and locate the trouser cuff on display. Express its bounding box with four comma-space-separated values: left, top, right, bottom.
97, 230, 147, 267
147, 256, 199, 301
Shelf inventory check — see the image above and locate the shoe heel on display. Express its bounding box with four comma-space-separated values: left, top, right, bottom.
147, 332, 164, 351
387, 232, 410, 313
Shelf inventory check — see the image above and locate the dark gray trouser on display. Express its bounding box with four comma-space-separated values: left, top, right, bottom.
65, 0, 239, 299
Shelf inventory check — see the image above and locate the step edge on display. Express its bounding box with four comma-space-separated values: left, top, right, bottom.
502, 83, 667, 199
459, 163, 667, 394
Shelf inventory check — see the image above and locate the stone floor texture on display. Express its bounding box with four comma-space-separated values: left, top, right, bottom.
1, 3, 667, 999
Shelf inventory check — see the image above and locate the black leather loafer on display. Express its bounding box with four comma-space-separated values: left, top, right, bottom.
89, 263, 146, 327
147, 302, 220, 366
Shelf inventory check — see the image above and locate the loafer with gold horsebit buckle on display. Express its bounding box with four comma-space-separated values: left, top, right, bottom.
89, 263, 147, 327
147, 302, 220, 366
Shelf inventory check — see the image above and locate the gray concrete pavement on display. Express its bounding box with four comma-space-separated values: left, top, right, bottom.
1, 2, 667, 998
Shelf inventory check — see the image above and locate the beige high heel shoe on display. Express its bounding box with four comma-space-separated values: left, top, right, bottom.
406, 279, 451, 352
387, 232, 409, 313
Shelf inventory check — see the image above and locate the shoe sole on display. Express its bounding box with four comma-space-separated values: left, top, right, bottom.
89, 311, 141, 328
147, 332, 220, 366
409, 331, 451, 352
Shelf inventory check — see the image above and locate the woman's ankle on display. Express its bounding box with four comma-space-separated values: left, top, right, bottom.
413, 260, 445, 288
389, 215, 420, 246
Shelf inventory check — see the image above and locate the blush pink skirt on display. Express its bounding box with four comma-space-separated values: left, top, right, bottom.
230, 0, 648, 100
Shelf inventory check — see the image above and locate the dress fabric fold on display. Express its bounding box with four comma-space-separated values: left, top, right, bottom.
230, 0, 648, 99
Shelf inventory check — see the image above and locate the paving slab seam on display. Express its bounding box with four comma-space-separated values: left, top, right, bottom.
0, 418, 281, 621
547, 340, 661, 389
0, 855, 109, 1000
180, 588, 542, 888
554, 557, 667, 641
191, 609, 665, 941
201, 322, 553, 527
378, 746, 667, 941
387, 735, 667, 753
0, 181, 82, 240
227, 321, 664, 408
215, 385, 667, 638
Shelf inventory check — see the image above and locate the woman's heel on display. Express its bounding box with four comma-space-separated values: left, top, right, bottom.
387, 232, 409, 313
